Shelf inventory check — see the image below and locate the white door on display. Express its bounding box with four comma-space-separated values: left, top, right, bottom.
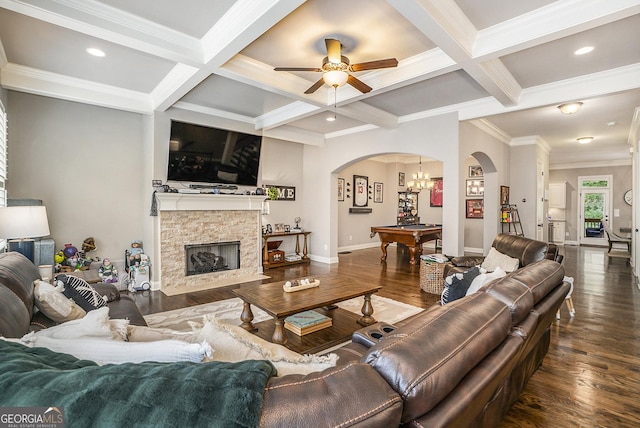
578, 175, 612, 247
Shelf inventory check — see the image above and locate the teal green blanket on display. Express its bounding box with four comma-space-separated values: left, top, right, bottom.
0, 340, 276, 427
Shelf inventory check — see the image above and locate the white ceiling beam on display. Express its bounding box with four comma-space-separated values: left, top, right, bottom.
475, 0, 640, 59
154, 0, 306, 112
336, 102, 398, 129
255, 102, 321, 131
388, 0, 522, 106
0, 63, 151, 113
263, 125, 325, 146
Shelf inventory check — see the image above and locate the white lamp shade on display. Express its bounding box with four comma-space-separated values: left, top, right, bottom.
0, 206, 50, 239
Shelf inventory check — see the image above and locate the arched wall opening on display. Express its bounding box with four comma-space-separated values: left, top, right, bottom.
300, 113, 463, 264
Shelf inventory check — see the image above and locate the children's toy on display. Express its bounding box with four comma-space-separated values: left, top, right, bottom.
98, 258, 118, 284
128, 240, 144, 266
125, 243, 150, 292
63, 244, 78, 259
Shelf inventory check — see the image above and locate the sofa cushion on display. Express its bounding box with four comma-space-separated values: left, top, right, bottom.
465, 267, 507, 296
33, 280, 86, 323
441, 266, 481, 304
363, 293, 512, 423
506, 259, 565, 304
55, 274, 108, 312
481, 247, 519, 272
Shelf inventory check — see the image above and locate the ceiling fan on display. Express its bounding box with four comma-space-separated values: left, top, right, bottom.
274, 38, 398, 94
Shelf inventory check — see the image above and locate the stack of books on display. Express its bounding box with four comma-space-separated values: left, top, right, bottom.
284, 310, 332, 336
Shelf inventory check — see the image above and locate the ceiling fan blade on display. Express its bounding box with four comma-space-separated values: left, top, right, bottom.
304, 78, 326, 94
274, 67, 323, 72
349, 58, 398, 72
325, 39, 342, 64
347, 75, 372, 93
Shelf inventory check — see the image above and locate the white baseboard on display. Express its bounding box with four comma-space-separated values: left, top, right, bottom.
337, 242, 380, 253
464, 247, 483, 255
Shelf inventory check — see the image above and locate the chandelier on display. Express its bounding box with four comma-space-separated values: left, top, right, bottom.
407, 157, 432, 192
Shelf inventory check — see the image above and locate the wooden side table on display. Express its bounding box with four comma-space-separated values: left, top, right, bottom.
262, 231, 311, 269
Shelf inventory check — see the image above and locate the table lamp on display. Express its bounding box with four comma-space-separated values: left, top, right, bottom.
0, 206, 50, 263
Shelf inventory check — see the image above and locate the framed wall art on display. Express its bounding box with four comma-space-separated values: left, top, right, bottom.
398, 172, 405, 187
430, 177, 443, 207
466, 199, 484, 218
338, 177, 345, 201
466, 179, 484, 197
374, 182, 384, 203
353, 175, 369, 207
500, 186, 510, 205
469, 165, 483, 177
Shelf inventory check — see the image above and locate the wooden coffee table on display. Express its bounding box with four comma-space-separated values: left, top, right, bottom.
232, 280, 382, 347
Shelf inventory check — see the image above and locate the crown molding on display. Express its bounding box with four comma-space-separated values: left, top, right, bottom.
469, 119, 511, 143
551, 158, 632, 170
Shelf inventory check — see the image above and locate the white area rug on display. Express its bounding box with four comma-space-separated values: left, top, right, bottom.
145, 295, 423, 332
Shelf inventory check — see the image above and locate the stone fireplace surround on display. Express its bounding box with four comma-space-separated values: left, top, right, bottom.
154, 193, 265, 294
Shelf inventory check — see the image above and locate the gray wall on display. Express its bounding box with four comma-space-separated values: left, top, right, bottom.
7, 91, 144, 260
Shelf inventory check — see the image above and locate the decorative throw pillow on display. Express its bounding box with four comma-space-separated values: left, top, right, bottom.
481, 247, 520, 272
33, 280, 86, 323
465, 267, 507, 296
56, 274, 108, 312
441, 266, 482, 305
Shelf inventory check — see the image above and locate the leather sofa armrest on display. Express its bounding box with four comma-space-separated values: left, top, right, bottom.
352, 322, 398, 348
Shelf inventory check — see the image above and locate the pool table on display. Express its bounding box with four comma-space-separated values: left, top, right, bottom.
370, 224, 442, 264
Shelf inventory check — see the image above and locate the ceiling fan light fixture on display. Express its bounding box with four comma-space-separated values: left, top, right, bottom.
577, 137, 593, 144
557, 102, 583, 115
323, 70, 349, 87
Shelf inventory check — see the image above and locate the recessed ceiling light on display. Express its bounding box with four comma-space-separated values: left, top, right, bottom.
607, 121, 616, 127
86, 48, 105, 57
326, 116, 336, 122
574, 46, 594, 55
577, 137, 594, 144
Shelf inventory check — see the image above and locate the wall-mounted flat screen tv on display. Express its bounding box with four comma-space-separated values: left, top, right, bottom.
167, 120, 262, 186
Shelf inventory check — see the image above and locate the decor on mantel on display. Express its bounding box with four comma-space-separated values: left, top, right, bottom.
266, 185, 295, 201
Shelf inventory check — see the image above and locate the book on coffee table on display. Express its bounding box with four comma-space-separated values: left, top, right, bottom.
284, 310, 332, 336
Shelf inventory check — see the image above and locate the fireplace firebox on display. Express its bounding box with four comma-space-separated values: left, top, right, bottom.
185, 241, 240, 276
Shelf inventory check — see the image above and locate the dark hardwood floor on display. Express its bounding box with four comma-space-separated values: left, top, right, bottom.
129, 244, 640, 428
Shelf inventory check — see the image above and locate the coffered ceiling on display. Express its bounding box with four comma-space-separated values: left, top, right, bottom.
0, 0, 639, 168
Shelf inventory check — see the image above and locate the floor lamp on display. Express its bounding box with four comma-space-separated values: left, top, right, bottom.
0, 206, 51, 263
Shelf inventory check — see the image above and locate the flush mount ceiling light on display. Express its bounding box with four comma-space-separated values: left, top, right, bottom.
574, 46, 594, 55
86, 47, 105, 57
557, 102, 583, 115
577, 137, 594, 144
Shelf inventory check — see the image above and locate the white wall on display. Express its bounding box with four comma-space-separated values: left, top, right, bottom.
302, 113, 462, 263
459, 122, 511, 253
7, 91, 144, 260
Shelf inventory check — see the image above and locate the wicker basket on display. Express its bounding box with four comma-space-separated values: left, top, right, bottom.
420, 261, 448, 294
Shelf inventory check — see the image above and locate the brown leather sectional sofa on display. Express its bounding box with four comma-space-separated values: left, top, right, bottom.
0, 251, 147, 338
1, 236, 568, 427
261, 256, 568, 426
